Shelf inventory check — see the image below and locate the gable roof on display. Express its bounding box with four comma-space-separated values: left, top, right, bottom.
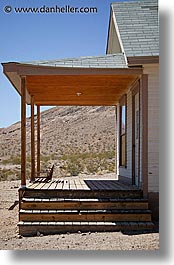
20, 53, 127, 69
111, 0, 159, 57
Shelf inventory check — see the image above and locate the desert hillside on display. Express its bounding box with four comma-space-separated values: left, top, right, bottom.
0, 106, 117, 181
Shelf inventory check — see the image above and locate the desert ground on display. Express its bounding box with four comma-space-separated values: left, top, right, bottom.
0, 176, 159, 251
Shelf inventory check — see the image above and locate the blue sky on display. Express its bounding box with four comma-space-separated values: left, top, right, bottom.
0, 0, 160, 127
0, 0, 117, 127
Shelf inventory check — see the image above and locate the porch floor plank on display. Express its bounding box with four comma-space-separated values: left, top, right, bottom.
79, 179, 90, 190
56, 180, 64, 190
48, 180, 58, 189
69, 179, 76, 190
26, 178, 139, 192
63, 180, 69, 190
35, 182, 47, 190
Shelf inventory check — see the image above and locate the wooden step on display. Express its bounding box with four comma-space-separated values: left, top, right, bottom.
23, 188, 143, 199
21, 198, 149, 210
18, 186, 153, 236
19, 209, 152, 222
18, 221, 154, 236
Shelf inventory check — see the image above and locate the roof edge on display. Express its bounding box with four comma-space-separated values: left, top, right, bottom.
106, 4, 112, 54
3, 62, 142, 76
108, 4, 128, 64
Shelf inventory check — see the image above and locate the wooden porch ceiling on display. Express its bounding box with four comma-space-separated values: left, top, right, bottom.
26, 74, 139, 106
2, 63, 142, 106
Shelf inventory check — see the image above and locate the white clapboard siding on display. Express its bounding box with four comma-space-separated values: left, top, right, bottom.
144, 64, 159, 192
118, 64, 159, 193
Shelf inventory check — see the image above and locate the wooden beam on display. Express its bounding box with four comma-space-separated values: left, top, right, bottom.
37, 105, 40, 176
34, 100, 119, 106
3, 62, 143, 76
21, 77, 26, 187
127, 56, 159, 65
30, 97, 35, 182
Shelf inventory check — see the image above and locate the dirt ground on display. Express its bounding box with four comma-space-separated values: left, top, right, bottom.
0, 178, 159, 251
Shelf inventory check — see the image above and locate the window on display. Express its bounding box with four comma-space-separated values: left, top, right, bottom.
119, 95, 127, 167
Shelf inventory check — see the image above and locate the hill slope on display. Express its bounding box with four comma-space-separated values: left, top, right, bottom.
0, 106, 117, 180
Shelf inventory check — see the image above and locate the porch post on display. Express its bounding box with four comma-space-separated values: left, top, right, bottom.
115, 105, 118, 177
141, 74, 148, 198
115, 104, 120, 179
30, 96, 35, 182
37, 105, 40, 176
21, 77, 26, 187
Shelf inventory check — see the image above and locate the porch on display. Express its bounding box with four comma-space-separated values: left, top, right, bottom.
2, 54, 150, 235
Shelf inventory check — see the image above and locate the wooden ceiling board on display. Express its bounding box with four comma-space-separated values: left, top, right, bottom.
26, 74, 138, 105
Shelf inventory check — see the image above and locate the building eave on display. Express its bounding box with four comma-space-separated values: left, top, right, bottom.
127, 56, 159, 65
2, 61, 142, 106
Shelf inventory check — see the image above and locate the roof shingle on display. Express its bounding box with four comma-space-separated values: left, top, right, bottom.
112, 0, 159, 57
21, 53, 127, 68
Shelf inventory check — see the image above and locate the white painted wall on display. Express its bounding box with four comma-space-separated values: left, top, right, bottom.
118, 64, 159, 193
144, 64, 159, 192
107, 12, 122, 54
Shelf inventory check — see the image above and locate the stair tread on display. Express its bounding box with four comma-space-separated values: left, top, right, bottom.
22, 198, 148, 202
20, 209, 151, 214
18, 221, 154, 226
19, 187, 154, 236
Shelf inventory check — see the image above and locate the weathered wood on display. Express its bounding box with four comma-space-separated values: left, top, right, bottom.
41, 182, 52, 190
23, 189, 143, 199
21, 200, 149, 210
63, 180, 69, 190
34, 182, 47, 190
56, 180, 64, 190
18, 188, 26, 211
79, 179, 90, 190
19, 209, 152, 222
18, 221, 154, 236
27, 181, 43, 189
48, 180, 58, 189
46, 164, 54, 181
21, 77, 26, 187
69, 179, 76, 190
30, 96, 35, 182
27, 179, 138, 191
36, 164, 54, 182
84, 180, 98, 190
18, 178, 153, 236
75, 179, 83, 190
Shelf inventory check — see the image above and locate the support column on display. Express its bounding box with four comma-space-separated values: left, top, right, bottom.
115, 105, 118, 177
115, 104, 120, 179
21, 77, 26, 187
141, 74, 148, 198
30, 96, 35, 182
37, 105, 40, 176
